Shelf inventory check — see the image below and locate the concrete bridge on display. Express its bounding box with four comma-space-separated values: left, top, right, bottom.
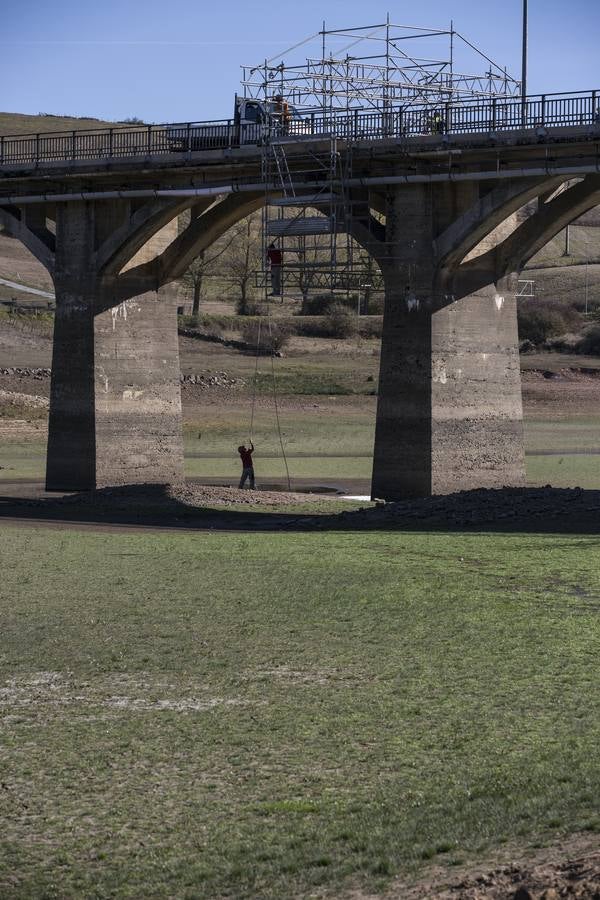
1, 93, 600, 499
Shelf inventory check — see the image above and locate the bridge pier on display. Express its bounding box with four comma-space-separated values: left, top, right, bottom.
372, 279, 525, 500
371, 184, 526, 501
46, 202, 183, 491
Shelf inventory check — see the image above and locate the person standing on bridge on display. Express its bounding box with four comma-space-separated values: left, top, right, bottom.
267, 243, 283, 297
272, 94, 291, 133
430, 110, 444, 135
238, 441, 256, 490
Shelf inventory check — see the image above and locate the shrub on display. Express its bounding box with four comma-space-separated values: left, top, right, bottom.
205, 321, 225, 340
291, 317, 332, 338
236, 298, 264, 316
517, 299, 581, 345
359, 317, 383, 339
365, 295, 385, 315
545, 332, 581, 353
299, 293, 335, 316
571, 296, 600, 316
577, 324, 600, 356
323, 303, 358, 339
241, 320, 291, 354
200, 314, 236, 332
178, 314, 199, 329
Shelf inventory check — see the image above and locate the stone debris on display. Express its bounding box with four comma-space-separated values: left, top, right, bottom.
308, 486, 600, 530
22, 482, 328, 511
395, 834, 600, 899
0, 366, 51, 379
0, 367, 245, 390
0, 388, 49, 409
180, 371, 245, 389
411, 858, 600, 899
524, 367, 600, 382
13, 483, 600, 533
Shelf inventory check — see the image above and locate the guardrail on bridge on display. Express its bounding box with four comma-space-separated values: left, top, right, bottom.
0, 90, 598, 168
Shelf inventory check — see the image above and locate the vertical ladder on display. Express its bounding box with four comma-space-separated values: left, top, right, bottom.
271, 142, 295, 198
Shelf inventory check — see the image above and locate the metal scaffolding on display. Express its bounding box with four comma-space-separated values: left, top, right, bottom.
246, 17, 520, 305
242, 17, 520, 117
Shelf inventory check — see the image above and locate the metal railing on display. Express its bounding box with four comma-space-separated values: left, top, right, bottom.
0, 91, 598, 168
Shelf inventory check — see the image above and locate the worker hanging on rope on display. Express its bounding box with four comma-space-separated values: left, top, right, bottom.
267, 243, 283, 298
238, 441, 256, 490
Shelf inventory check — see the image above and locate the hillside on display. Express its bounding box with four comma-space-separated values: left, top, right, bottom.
0, 111, 139, 137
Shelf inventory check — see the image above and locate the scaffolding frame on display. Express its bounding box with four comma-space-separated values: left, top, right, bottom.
250, 17, 520, 307
242, 16, 520, 118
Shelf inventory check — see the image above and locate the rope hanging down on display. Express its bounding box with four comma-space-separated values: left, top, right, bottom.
267, 316, 291, 492
247, 315, 292, 492
248, 318, 262, 443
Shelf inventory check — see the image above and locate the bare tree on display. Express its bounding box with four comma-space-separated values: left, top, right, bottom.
183, 231, 237, 320
227, 213, 263, 314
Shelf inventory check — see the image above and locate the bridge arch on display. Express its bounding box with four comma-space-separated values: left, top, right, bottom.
0, 206, 55, 276
454, 174, 600, 298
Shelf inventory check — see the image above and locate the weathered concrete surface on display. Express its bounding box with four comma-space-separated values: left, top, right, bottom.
371, 183, 525, 500
372, 283, 525, 500
93, 289, 183, 489
46, 202, 183, 491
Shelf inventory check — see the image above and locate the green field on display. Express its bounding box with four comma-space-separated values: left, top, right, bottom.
2, 413, 600, 488
1, 526, 600, 898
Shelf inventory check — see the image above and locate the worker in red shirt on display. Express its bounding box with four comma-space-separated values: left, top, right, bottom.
238, 441, 255, 490
267, 243, 283, 297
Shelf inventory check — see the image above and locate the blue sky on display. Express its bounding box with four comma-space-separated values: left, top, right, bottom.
2, 0, 598, 123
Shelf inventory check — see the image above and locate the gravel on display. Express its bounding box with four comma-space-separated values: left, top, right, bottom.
22, 482, 330, 511
309, 486, 600, 531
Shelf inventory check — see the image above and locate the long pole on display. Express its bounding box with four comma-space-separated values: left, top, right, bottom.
521, 0, 528, 125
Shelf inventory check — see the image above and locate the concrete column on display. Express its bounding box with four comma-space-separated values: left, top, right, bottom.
46, 201, 183, 491
92, 286, 183, 488
46, 203, 97, 490
371, 185, 525, 500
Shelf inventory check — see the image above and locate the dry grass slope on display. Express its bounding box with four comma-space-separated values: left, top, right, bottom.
0, 111, 135, 137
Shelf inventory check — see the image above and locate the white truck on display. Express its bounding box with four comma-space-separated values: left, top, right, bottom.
166, 96, 305, 152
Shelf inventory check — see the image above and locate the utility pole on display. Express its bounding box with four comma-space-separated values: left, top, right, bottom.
521, 0, 528, 126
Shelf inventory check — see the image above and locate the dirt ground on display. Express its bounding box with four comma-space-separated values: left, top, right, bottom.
1, 359, 600, 419
521, 368, 600, 418
0, 235, 54, 293
378, 833, 600, 899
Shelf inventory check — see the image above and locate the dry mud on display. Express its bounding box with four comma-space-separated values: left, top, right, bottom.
385, 834, 600, 899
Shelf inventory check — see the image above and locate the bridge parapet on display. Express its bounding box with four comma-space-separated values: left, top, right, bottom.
0, 90, 598, 170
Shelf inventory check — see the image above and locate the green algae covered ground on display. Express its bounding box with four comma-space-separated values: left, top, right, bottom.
1, 526, 600, 898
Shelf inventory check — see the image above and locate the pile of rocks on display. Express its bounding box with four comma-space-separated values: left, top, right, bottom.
0, 388, 49, 409
314, 486, 600, 531
0, 368, 245, 389
180, 371, 245, 389
0, 367, 51, 379
23, 482, 324, 511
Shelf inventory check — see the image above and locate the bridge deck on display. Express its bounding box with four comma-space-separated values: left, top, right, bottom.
0, 90, 598, 178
